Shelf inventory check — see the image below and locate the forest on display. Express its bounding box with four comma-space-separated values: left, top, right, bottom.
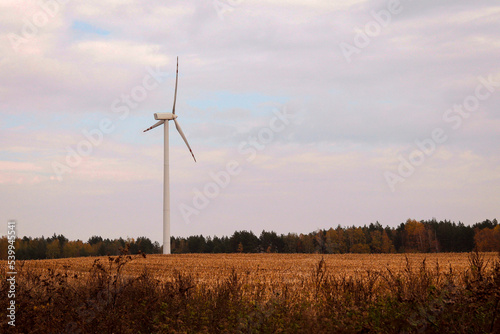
1, 218, 498, 260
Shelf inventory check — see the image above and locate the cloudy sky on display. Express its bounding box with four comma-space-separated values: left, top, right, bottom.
1, 0, 499, 243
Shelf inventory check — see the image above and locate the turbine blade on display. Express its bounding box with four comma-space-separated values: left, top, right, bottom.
143, 120, 164, 132
173, 118, 196, 162
172, 56, 179, 115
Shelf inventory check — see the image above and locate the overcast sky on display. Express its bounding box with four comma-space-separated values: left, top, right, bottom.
1, 0, 499, 242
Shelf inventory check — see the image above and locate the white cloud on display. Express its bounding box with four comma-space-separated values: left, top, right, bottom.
72, 40, 168, 66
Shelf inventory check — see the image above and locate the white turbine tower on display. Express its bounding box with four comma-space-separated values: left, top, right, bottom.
143, 56, 196, 255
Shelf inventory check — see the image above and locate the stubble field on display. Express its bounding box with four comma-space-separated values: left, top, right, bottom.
15, 252, 498, 285
2, 252, 500, 333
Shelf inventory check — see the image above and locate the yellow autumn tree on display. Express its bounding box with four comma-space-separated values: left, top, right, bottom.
381, 230, 396, 253
474, 226, 500, 251
404, 219, 427, 252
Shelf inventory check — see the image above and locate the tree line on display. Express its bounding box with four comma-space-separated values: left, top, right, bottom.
1, 218, 498, 260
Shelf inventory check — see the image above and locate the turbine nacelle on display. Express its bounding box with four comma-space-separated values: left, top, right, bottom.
154, 113, 177, 121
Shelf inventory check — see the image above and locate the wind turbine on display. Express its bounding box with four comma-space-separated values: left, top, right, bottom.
143, 56, 196, 255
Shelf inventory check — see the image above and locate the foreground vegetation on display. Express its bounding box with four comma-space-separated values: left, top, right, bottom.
1, 252, 500, 333
1, 218, 499, 259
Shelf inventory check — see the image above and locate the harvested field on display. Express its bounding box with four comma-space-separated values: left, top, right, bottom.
2, 252, 499, 333
14, 252, 498, 284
